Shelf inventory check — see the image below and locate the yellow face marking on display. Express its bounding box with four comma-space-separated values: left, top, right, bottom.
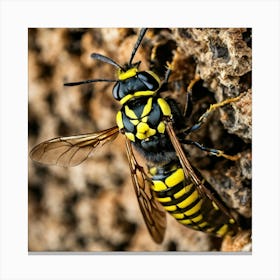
125, 105, 138, 119
183, 199, 202, 216
157, 196, 171, 203
118, 67, 138, 80
152, 180, 167, 191
125, 132, 135, 142
141, 97, 153, 117
116, 111, 124, 129
165, 168, 184, 188
157, 98, 171, 116
157, 121, 165, 134
216, 224, 228, 237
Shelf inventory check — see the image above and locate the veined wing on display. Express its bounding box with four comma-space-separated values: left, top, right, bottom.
164, 119, 236, 219
30, 126, 119, 167
125, 138, 166, 244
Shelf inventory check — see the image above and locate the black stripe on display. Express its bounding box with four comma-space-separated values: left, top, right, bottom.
159, 185, 196, 206
154, 181, 188, 198
168, 198, 202, 218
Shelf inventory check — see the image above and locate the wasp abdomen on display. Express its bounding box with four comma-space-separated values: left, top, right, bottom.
149, 161, 238, 237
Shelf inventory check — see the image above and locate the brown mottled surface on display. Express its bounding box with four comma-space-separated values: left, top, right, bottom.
28, 28, 251, 252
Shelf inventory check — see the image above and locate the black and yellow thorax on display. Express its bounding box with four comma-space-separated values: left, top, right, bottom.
114, 67, 180, 163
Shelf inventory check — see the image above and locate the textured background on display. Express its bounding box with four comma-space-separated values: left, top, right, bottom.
28, 28, 252, 252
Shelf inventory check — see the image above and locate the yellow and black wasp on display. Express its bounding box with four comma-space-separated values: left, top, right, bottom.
30, 28, 242, 244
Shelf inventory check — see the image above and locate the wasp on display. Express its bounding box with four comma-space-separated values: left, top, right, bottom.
30, 28, 242, 244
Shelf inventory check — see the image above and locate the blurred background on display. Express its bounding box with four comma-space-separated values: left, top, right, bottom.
28, 28, 252, 252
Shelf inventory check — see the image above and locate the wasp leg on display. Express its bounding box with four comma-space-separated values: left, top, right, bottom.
183, 94, 243, 135
182, 139, 241, 161
157, 63, 173, 95
163, 64, 172, 84
183, 74, 201, 118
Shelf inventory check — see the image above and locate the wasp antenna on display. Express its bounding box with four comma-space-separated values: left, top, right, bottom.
64, 78, 117, 87
129, 28, 148, 66
91, 53, 123, 70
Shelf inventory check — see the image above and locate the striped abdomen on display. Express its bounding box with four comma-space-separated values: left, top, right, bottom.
149, 161, 238, 237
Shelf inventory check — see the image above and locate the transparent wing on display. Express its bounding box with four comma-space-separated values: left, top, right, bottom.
125, 138, 166, 244
30, 126, 119, 167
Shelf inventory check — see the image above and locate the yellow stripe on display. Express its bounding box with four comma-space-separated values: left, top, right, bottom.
125, 105, 138, 119
118, 67, 138, 80
165, 168, 184, 187
149, 167, 157, 176
216, 224, 228, 237
212, 201, 219, 211
198, 221, 208, 228
130, 119, 139, 126
177, 189, 199, 209
142, 116, 148, 123
120, 91, 155, 105
191, 214, 203, 223
116, 111, 123, 129
157, 121, 165, 134
164, 205, 177, 212
141, 97, 153, 117
173, 183, 193, 199
179, 219, 192, 225
152, 180, 167, 191
125, 132, 135, 142
157, 196, 171, 203
120, 94, 133, 105
183, 199, 202, 216
157, 98, 171, 116
134, 90, 155, 97
146, 70, 161, 84
172, 213, 184, 219
206, 228, 215, 233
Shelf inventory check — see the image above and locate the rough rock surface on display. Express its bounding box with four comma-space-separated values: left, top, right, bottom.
28, 28, 252, 252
